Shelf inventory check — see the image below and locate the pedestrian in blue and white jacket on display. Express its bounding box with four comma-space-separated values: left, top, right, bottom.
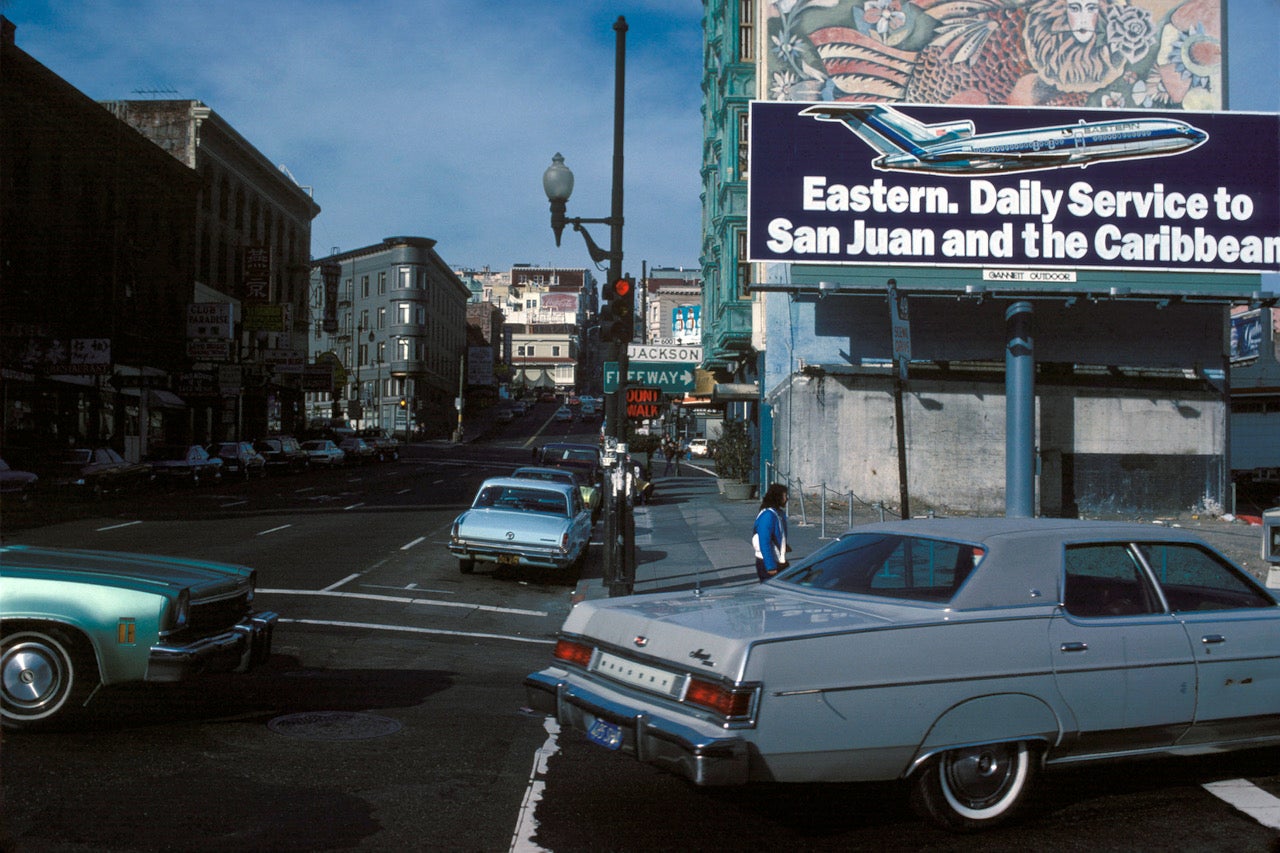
752, 484, 790, 582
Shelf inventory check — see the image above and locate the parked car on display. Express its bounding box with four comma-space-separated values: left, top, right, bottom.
512, 466, 600, 522
0, 458, 39, 500
449, 476, 592, 576
687, 438, 711, 458
208, 441, 266, 480
578, 402, 599, 422
300, 439, 345, 466
535, 443, 603, 492
338, 436, 376, 465
0, 544, 277, 730
36, 447, 151, 496
554, 406, 573, 422
357, 428, 401, 462
254, 436, 309, 473
146, 444, 223, 486
526, 518, 1280, 831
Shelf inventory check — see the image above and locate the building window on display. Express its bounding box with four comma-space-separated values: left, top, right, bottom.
397, 267, 411, 289
737, 111, 750, 181
376, 341, 386, 363
378, 271, 387, 294
736, 230, 752, 299
552, 345, 561, 357
397, 338, 410, 360
517, 345, 526, 357
738, 0, 755, 62
377, 306, 386, 329
361, 275, 370, 298
398, 303, 411, 324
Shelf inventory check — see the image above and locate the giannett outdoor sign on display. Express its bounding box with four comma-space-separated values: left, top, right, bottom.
747, 102, 1280, 275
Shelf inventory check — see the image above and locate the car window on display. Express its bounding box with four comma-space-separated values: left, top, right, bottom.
780, 533, 982, 602
1135, 542, 1275, 612
1063, 544, 1160, 617
476, 486, 568, 516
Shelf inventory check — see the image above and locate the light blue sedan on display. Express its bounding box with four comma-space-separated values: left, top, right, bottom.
449, 477, 592, 576
526, 518, 1280, 830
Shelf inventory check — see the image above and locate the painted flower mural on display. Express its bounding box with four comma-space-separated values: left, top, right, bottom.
765, 0, 1222, 109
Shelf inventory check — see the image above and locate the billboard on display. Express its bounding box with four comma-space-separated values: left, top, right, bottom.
671, 305, 701, 345
762, 0, 1223, 112
748, 101, 1279, 275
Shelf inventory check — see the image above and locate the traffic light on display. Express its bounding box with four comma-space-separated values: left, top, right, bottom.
601, 276, 635, 343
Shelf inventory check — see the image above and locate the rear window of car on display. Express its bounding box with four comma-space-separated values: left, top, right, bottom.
474, 485, 569, 516
779, 533, 983, 602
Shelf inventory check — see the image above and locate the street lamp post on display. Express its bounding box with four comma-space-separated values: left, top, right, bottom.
351, 316, 374, 428
542, 14, 630, 595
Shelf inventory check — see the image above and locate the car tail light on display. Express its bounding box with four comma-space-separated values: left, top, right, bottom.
560, 532, 570, 554
172, 588, 190, 630
685, 677, 755, 719
450, 520, 461, 543
553, 638, 594, 668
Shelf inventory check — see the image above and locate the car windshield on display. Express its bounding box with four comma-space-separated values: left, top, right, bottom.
53, 449, 93, 465
474, 485, 569, 516
778, 533, 984, 603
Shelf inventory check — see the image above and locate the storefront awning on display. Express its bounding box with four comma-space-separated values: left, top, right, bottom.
712, 383, 758, 402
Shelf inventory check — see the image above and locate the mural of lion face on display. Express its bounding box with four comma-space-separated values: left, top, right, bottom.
1023, 0, 1127, 93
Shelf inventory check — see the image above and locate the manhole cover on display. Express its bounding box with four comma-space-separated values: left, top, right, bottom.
267, 711, 403, 741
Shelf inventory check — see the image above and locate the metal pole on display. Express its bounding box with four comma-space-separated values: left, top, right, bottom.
606, 15, 630, 597
893, 374, 910, 519
1005, 301, 1035, 518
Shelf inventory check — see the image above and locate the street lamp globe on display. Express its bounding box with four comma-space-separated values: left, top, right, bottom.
542, 152, 574, 203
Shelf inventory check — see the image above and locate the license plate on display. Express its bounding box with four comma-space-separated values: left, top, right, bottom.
587, 718, 623, 750
497, 554, 521, 566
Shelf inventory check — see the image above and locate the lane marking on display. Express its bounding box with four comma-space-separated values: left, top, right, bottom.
279, 617, 554, 645
397, 488, 411, 495
401, 536, 426, 550
1203, 779, 1280, 829
96, 520, 142, 532
509, 717, 560, 853
260, 587, 547, 616
257, 524, 292, 536
362, 583, 456, 595
220, 500, 248, 508
320, 574, 360, 592
344, 502, 364, 510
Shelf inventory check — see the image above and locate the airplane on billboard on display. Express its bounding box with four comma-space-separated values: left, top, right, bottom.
799, 104, 1208, 176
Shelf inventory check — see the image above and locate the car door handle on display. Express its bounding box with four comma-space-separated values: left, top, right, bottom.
1201, 634, 1226, 645
1060, 642, 1088, 653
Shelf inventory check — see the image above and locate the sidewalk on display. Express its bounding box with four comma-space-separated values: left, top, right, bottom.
575, 467, 844, 600
575, 469, 1273, 600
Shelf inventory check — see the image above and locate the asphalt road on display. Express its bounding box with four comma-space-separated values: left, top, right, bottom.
2, 411, 1278, 851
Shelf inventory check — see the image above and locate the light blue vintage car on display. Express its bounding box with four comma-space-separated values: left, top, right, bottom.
526, 518, 1280, 830
1, 545, 277, 730
450, 476, 592, 575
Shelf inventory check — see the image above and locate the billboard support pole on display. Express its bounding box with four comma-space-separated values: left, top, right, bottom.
1006, 301, 1035, 518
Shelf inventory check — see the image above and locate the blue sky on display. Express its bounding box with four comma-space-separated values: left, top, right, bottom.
3, 0, 1275, 285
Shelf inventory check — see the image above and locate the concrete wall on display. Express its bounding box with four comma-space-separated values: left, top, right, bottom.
769, 369, 1225, 518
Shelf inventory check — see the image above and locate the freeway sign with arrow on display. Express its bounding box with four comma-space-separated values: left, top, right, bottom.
604, 361, 696, 394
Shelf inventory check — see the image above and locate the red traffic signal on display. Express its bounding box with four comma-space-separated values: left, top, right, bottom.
612, 277, 632, 299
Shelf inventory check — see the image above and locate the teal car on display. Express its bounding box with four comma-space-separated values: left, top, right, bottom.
1, 545, 277, 730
